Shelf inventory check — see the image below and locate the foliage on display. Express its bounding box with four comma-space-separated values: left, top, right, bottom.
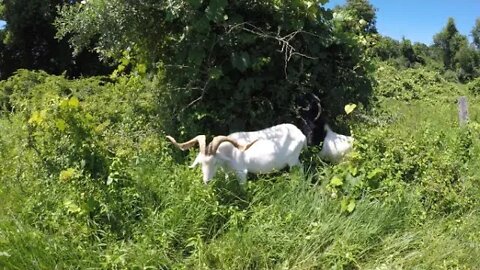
373, 62, 460, 102
467, 76, 480, 94
0, 69, 165, 241
335, 0, 377, 34
371, 17, 480, 82
372, 36, 444, 71
55, 0, 374, 137
0, 0, 110, 79
472, 18, 480, 49
399, 38, 424, 67
455, 44, 479, 82
432, 17, 478, 82
372, 36, 400, 60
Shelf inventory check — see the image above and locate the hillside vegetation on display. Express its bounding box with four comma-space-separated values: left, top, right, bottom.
1, 0, 480, 269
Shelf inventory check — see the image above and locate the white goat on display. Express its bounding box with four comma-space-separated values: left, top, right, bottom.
167, 124, 306, 184
319, 124, 354, 163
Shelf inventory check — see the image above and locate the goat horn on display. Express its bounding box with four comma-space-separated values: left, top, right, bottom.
166, 135, 206, 154
208, 136, 258, 155
311, 93, 322, 121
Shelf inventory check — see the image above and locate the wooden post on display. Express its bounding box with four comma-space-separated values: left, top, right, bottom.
458, 96, 469, 126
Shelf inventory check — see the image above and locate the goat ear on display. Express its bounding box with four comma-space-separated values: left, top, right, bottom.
189, 154, 201, 168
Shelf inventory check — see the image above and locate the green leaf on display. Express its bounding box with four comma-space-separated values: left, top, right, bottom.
28, 111, 43, 125
367, 168, 383, 179
209, 67, 223, 80
106, 176, 114, 185
349, 165, 358, 176
306, 1, 318, 20
340, 198, 348, 211
347, 199, 356, 213
344, 103, 357, 114
135, 63, 147, 75
231, 51, 251, 72
194, 16, 210, 34
340, 198, 356, 213
68, 96, 80, 108
0, 252, 11, 258
59, 99, 69, 109
187, 0, 202, 9
64, 199, 81, 214
59, 168, 76, 182
330, 176, 343, 187
205, 0, 227, 22
188, 47, 205, 66
238, 78, 255, 93
55, 119, 67, 131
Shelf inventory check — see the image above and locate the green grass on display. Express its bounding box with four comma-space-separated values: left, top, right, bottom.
3, 164, 478, 269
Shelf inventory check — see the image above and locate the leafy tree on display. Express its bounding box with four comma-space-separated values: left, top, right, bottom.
472, 18, 480, 49
372, 36, 400, 60
433, 18, 467, 70
455, 44, 478, 82
431, 18, 480, 81
56, 0, 374, 136
336, 0, 377, 34
412, 42, 430, 59
0, 0, 109, 79
399, 38, 423, 67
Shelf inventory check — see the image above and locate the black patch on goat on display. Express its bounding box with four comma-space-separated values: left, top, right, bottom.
296, 93, 327, 145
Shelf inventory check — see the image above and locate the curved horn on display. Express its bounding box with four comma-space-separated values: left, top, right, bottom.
166, 135, 206, 154
207, 136, 258, 155
311, 93, 322, 121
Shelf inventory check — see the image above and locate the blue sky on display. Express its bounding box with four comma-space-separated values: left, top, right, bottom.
325, 0, 479, 45
0, 20, 5, 29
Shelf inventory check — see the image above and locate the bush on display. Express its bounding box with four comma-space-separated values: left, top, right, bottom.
467, 76, 480, 94
0, 70, 166, 240
56, 1, 375, 138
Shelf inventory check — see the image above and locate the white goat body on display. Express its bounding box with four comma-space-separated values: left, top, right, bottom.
220, 124, 306, 174
168, 123, 306, 184
319, 124, 354, 163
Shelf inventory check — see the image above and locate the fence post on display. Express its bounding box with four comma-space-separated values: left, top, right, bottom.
458, 96, 469, 126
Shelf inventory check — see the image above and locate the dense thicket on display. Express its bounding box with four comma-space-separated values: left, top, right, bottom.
54, 0, 374, 138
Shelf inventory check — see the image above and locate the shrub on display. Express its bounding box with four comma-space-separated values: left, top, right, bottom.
467, 76, 480, 94
0, 70, 166, 239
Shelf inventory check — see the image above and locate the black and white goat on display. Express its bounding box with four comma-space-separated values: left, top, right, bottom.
296, 93, 354, 163
319, 124, 354, 163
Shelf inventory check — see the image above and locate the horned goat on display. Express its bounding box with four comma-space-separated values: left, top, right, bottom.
319, 124, 354, 163
167, 124, 306, 184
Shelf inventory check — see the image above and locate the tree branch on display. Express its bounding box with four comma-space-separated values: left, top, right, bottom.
227, 22, 320, 77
